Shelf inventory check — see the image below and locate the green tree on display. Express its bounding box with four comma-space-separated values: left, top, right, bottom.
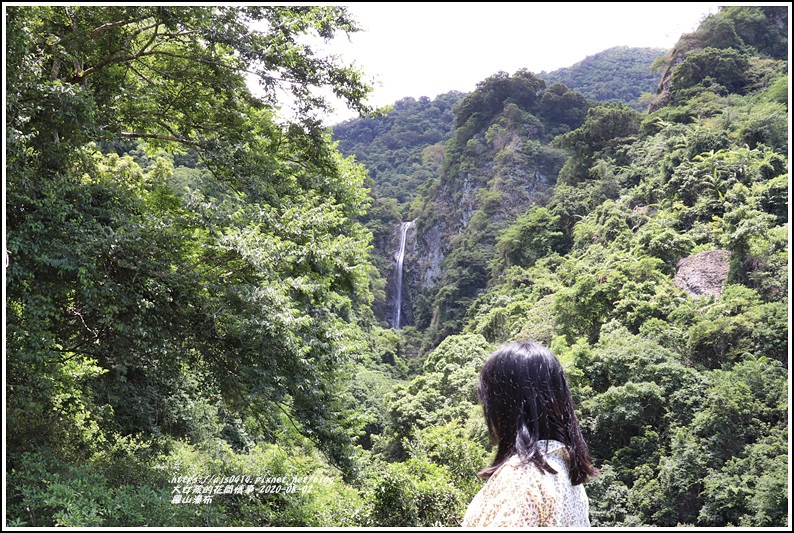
379, 334, 490, 459
669, 47, 750, 100
496, 206, 566, 268
538, 82, 589, 128
6, 7, 376, 526
552, 104, 641, 184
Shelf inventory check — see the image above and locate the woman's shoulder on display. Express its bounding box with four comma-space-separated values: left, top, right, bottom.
463, 455, 558, 527
489, 454, 558, 506
538, 439, 568, 455
538, 440, 571, 468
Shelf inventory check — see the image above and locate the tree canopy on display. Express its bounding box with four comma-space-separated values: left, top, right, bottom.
7, 6, 378, 525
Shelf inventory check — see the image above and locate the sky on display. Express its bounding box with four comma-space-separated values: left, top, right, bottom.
312, 2, 725, 124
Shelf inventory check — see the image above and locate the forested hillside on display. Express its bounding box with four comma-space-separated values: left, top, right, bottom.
332, 93, 465, 322
332, 47, 668, 328
539, 46, 667, 111
334, 92, 464, 211
5, 5, 790, 528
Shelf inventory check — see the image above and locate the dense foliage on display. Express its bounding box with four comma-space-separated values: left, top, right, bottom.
6, 5, 378, 526
540, 46, 667, 111
334, 92, 464, 212
342, 5, 789, 528
5, 5, 789, 528
332, 93, 464, 322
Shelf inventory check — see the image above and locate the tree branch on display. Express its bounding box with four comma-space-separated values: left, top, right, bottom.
118, 131, 200, 146
144, 111, 223, 133
87, 17, 146, 38
66, 21, 161, 82
127, 63, 159, 87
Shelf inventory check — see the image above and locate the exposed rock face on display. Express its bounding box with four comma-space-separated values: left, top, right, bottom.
416, 223, 442, 289
403, 113, 559, 335
674, 250, 731, 298
410, 129, 554, 290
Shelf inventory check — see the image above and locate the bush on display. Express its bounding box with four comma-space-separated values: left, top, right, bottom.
363, 458, 468, 527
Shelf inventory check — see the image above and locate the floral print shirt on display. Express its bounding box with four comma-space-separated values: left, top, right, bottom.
462, 440, 591, 527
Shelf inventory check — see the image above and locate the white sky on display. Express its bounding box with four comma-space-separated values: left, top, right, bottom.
316, 2, 726, 124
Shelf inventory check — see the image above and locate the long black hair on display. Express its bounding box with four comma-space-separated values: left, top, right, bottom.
477, 341, 597, 485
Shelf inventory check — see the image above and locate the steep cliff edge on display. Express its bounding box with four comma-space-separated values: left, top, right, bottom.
406, 71, 586, 345
650, 6, 788, 111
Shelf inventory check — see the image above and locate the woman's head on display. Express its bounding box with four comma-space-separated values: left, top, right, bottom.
477, 341, 597, 484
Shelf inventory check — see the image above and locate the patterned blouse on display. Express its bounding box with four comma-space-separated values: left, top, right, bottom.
462, 440, 591, 527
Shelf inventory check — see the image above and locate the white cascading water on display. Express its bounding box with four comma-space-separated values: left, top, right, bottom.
393, 221, 413, 329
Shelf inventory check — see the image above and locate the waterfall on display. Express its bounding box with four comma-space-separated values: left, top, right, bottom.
393, 221, 413, 329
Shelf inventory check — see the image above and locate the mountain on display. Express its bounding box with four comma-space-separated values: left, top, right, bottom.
334, 47, 666, 211
339, 5, 788, 527
333, 47, 667, 330
404, 70, 587, 343
539, 46, 667, 111
6, 4, 788, 528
